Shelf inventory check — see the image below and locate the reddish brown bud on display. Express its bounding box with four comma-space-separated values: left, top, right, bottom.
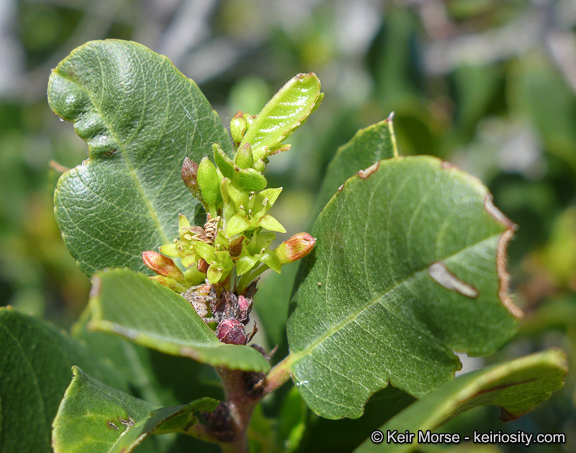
181, 157, 200, 196
197, 258, 210, 274
142, 251, 185, 282
228, 236, 244, 258
217, 319, 247, 345
274, 232, 316, 264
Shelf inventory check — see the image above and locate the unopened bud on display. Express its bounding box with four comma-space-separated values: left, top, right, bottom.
274, 232, 316, 264
197, 157, 221, 215
181, 157, 200, 197
197, 258, 210, 274
228, 236, 244, 257
217, 319, 247, 345
230, 111, 248, 143
243, 113, 255, 127
142, 251, 185, 282
235, 143, 253, 169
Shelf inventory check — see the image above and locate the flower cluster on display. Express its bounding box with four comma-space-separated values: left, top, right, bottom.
142, 73, 322, 343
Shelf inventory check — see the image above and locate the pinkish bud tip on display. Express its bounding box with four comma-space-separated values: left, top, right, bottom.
142, 251, 185, 282
275, 232, 316, 264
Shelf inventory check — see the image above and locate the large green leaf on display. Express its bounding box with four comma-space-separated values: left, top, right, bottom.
89, 268, 270, 372
287, 156, 520, 419
73, 308, 223, 408
354, 349, 567, 452
0, 308, 128, 453
52, 366, 219, 453
48, 40, 233, 276
314, 115, 397, 217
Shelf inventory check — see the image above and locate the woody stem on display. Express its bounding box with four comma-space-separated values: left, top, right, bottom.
216, 367, 263, 453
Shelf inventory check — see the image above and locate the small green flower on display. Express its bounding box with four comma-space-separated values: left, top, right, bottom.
159, 214, 217, 268
151, 74, 322, 292
225, 186, 285, 237
194, 241, 234, 284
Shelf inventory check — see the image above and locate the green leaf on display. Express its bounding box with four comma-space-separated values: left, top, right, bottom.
260, 187, 283, 208
72, 308, 224, 408
213, 143, 235, 179
194, 241, 216, 263
52, 366, 219, 453
89, 268, 270, 372
0, 307, 128, 453
258, 214, 286, 233
354, 349, 567, 453
287, 156, 520, 419
238, 73, 322, 154
226, 213, 252, 237
299, 386, 416, 453
314, 115, 397, 217
260, 249, 282, 273
237, 255, 258, 276
48, 40, 233, 276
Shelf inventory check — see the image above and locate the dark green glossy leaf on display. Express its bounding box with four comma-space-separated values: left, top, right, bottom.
0, 307, 128, 453
48, 40, 233, 276
89, 268, 270, 372
52, 366, 219, 453
314, 115, 396, 217
354, 349, 567, 452
287, 156, 520, 419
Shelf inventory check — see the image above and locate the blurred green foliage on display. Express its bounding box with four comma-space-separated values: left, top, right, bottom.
2, 0, 576, 450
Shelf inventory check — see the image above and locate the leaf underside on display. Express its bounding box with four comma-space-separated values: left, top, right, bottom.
0, 308, 128, 453
354, 349, 567, 452
52, 366, 219, 453
48, 40, 233, 276
287, 156, 519, 419
89, 268, 270, 373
